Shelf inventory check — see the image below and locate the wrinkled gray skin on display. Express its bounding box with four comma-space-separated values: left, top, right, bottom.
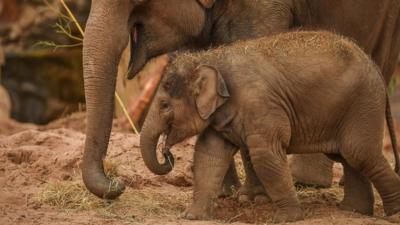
141, 31, 400, 223
82, 0, 400, 199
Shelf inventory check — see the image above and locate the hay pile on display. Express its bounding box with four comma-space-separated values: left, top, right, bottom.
38, 161, 191, 222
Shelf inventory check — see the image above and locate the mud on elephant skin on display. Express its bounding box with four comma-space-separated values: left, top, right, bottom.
82, 0, 400, 199
140, 31, 400, 223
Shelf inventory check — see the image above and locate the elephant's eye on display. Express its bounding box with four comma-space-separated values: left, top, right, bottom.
160, 100, 171, 112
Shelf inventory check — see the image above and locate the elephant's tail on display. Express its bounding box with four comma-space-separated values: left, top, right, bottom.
385, 94, 400, 175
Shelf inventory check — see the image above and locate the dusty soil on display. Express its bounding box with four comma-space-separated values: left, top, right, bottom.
1, 112, 400, 225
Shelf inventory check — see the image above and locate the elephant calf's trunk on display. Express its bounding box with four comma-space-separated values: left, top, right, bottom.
140, 124, 175, 175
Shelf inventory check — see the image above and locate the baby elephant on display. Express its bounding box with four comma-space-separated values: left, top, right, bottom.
139, 31, 400, 222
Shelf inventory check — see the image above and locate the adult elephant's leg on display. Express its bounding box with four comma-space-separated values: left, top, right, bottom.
290, 154, 333, 188
339, 160, 374, 215
238, 148, 270, 204
182, 128, 235, 220
218, 158, 240, 197
370, 1, 400, 85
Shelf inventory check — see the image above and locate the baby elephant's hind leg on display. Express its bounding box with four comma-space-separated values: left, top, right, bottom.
340, 128, 400, 216
339, 160, 374, 215
344, 152, 400, 216
363, 156, 400, 216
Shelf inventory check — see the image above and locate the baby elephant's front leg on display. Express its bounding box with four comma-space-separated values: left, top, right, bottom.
182, 128, 235, 220
248, 135, 304, 223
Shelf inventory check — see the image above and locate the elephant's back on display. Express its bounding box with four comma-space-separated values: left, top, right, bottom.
172, 31, 366, 69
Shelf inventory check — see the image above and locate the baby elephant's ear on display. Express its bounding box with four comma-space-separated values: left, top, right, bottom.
197, 0, 216, 8
193, 65, 230, 120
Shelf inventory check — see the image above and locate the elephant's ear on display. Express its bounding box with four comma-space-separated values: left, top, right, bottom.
193, 65, 230, 120
197, 0, 216, 8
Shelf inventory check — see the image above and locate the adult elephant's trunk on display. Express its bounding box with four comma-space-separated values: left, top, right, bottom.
82, 0, 133, 199
140, 107, 175, 175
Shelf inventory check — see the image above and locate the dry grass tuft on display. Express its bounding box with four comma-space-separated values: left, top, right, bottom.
234, 154, 246, 184
297, 185, 343, 204
40, 180, 190, 221
103, 160, 119, 179
39, 160, 121, 210
39, 181, 106, 210
39, 160, 190, 222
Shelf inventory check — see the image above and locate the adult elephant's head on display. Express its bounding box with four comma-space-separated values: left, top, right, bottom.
82, 0, 216, 199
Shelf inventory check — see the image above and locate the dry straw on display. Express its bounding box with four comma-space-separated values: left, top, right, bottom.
40, 180, 189, 221
39, 161, 189, 222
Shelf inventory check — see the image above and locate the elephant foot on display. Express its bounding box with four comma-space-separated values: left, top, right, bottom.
339, 200, 373, 216
383, 193, 400, 224
338, 181, 374, 216
238, 193, 270, 205
238, 184, 271, 204
386, 212, 400, 223
383, 199, 400, 216
181, 204, 211, 220
385, 207, 400, 219
254, 194, 270, 204
290, 154, 333, 188
338, 160, 374, 216
272, 206, 304, 223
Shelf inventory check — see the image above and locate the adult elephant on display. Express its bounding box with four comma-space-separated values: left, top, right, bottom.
82, 0, 400, 199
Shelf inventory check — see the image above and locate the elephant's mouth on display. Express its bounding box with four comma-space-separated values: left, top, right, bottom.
161, 144, 174, 169
158, 132, 174, 169
127, 24, 146, 79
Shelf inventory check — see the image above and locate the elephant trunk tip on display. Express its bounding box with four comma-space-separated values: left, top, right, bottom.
140, 142, 176, 176
145, 152, 175, 175
82, 165, 126, 200
140, 129, 176, 175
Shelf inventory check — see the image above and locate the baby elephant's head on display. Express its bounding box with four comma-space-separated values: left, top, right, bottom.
140, 63, 230, 175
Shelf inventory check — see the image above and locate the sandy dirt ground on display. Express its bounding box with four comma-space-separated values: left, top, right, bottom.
1, 111, 400, 225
